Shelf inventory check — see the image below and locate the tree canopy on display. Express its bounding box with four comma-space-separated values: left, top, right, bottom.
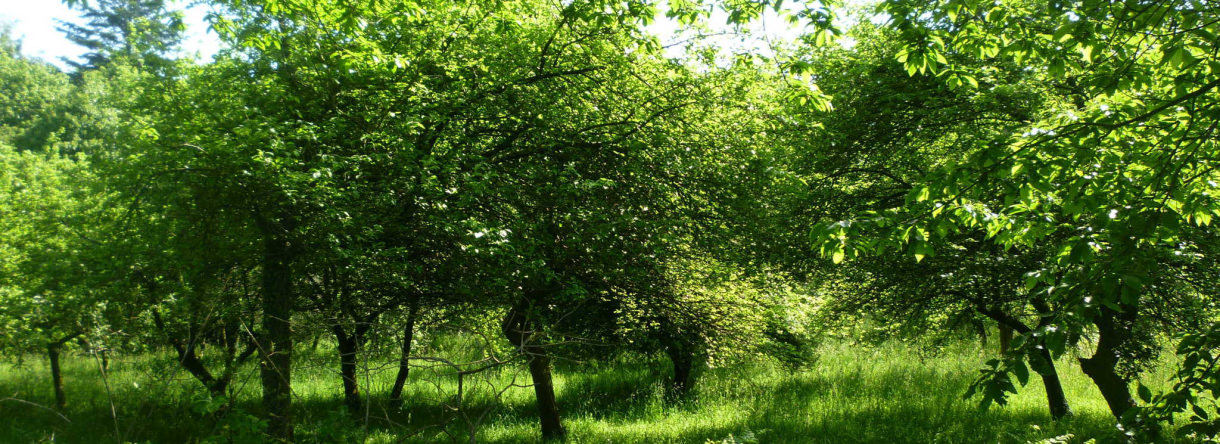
3, 0, 1220, 442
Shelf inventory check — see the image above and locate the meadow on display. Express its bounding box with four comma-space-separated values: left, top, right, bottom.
0, 337, 1177, 443
5, 0, 1218, 442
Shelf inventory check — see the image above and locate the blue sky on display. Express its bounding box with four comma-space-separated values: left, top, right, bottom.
0, 0, 219, 69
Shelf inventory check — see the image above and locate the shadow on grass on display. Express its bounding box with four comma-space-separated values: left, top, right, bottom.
0, 352, 1153, 444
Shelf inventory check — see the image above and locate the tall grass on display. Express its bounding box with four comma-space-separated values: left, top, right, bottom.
0, 338, 1184, 443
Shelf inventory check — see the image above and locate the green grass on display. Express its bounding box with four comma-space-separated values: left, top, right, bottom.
0, 339, 1184, 443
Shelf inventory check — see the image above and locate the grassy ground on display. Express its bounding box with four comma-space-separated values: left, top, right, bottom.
0, 338, 1182, 443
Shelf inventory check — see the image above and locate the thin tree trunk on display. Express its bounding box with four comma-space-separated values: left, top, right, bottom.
389, 298, 420, 406
975, 306, 1073, 420
217, 342, 258, 398
152, 309, 227, 397
502, 301, 564, 440
48, 342, 66, 411
332, 325, 361, 412
46, 333, 80, 411
181, 349, 223, 396
260, 231, 295, 442
1034, 347, 1072, 419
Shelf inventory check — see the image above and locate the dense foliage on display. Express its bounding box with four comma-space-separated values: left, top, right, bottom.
2, 0, 1219, 442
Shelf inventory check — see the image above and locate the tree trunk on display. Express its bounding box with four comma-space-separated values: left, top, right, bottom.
152, 309, 227, 397
182, 348, 225, 396
1080, 354, 1135, 418
48, 342, 67, 411
1034, 347, 1072, 419
217, 342, 258, 399
502, 301, 565, 441
665, 341, 695, 397
976, 307, 1073, 420
998, 325, 1013, 355
260, 232, 295, 442
525, 351, 563, 440
389, 298, 420, 406
332, 325, 361, 412
46, 333, 81, 411
1079, 307, 1136, 418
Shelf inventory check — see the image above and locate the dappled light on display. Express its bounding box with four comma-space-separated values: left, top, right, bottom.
2, 0, 1219, 442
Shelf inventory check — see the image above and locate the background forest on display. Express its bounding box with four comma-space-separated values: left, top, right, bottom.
1, 0, 1219, 442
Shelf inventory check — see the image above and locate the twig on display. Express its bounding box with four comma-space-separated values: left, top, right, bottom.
0, 396, 71, 423
90, 348, 122, 444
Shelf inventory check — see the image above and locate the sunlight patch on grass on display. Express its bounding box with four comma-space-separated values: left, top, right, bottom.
0, 339, 1188, 443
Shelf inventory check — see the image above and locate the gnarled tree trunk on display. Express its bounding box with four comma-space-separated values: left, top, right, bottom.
1079, 306, 1136, 418
152, 309, 231, 397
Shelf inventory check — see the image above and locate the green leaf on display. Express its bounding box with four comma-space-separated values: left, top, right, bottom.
911, 241, 934, 263
1024, 274, 1039, 291
1078, 44, 1094, 63
1048, 58, 1066, 78
1011, 361, 1029, 386
1046, 331, 1066, 356
1138, 384, 1153, 403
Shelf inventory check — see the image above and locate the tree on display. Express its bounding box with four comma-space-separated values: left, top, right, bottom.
787, 20, 1081, 419
0, 143, 105, 410
121, 0, 688, 438
0, 34, 144, 411
119, 58, 301, 440
0, 33, 75, 152
186, 1, 816, 440
59, 0, 184, 74
813, 0, 1220, 428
